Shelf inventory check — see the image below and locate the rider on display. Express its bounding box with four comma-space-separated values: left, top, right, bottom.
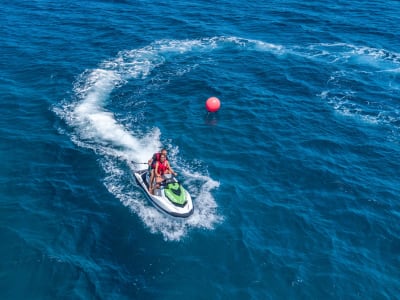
153, 154, 177, 193
148, 149, 170, 194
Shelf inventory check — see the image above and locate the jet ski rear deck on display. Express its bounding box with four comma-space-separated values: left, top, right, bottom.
134, 169, 194, 218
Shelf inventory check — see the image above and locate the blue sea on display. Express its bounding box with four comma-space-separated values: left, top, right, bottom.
1, 1, 400, 299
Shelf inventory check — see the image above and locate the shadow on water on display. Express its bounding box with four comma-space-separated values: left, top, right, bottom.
204, 112, 219, 126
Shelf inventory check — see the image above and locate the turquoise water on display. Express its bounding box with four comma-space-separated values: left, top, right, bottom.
1, 1, 400, 299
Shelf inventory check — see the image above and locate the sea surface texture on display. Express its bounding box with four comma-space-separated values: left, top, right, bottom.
1, 1, 399, 299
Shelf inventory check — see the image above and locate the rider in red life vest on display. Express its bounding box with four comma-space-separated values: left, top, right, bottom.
148, 149, 167, 194
148, 149, 176, 194
152, 154, 176, 194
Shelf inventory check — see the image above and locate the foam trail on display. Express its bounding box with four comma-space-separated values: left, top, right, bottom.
71, 61, 160, 163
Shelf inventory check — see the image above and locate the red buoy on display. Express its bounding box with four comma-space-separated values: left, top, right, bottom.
205, 97, 221, 112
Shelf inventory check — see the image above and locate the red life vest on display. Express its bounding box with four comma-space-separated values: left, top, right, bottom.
157, 160, 168, 175
151, 152, 168, 169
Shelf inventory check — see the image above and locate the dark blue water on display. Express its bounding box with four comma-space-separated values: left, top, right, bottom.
1, 1, 400, 299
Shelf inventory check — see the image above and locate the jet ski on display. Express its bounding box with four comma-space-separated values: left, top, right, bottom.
134, 169, 194, 218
